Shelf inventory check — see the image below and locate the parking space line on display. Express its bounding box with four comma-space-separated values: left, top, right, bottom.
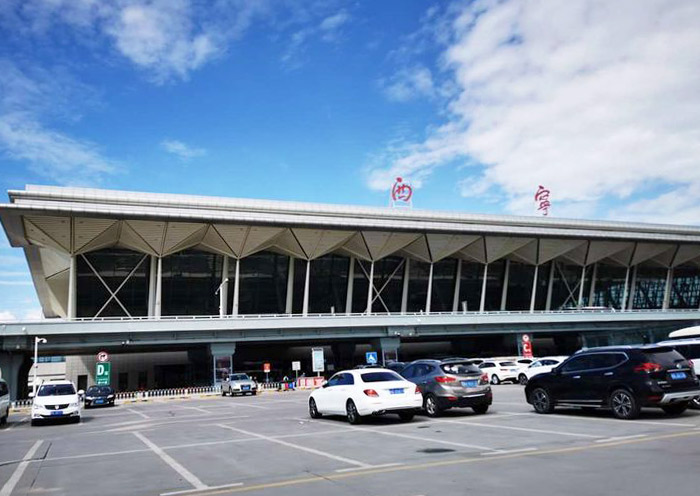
594, 434, 647, 443
481, 447, 538, 456
0, 440, 42, 496
500, 411, 697, 428
161, 482, 244, 496
133, 432, 207, 491
218, 402, 269, 410
178, 406, 212, 414
128, 408, 150, 419
335, 463, 403, 473
436, 419, 601, 438
216, 424, 371, 468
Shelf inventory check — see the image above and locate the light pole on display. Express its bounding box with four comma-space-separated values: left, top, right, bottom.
215, 278, 229, 317
33, 337, 47, 396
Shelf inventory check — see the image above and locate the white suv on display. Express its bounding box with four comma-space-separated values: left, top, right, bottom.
517, 356, 568, 385
31, 380, 82, 425
479, 360, 520, 384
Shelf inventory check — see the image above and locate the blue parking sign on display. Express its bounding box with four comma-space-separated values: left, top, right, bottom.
366, 352, 378, 365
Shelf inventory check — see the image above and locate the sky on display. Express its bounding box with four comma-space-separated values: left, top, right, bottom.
0, 0, 699, 320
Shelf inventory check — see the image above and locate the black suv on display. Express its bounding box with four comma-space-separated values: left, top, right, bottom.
525, 345, 700, 419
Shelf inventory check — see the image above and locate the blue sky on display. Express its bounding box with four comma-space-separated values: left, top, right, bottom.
1, 0, 699, 319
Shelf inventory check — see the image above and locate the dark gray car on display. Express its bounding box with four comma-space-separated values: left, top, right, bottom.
400, 359, 492, 416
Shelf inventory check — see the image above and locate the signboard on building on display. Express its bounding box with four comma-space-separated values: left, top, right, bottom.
292, 361, 301, 371
96, 362, 111, 386
534, 185, 551, 216
522, 334, 533, 358
366, 352, 378, 365
311, 348, 325, 373
391, 177, 413, 208
263, 362, 271, 373
96, 351, 110, 363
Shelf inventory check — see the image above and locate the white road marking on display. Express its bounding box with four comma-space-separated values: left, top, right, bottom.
103, 415, 251, 432
481, 447, 539, 456
216, 423, 371, 468
595, 434, 648, 443
160, 482, 244, 496
437, 419, 601, 438
334, 463, 404, 473
178, 406, 211, 414
133, 432, 207, 491
500, 411, 697, 428
218, 402, 269, 410
128, 408, 150, 419
0, 440, 43, 496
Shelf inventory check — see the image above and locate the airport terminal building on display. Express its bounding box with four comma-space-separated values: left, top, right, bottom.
1, 185, 700, 398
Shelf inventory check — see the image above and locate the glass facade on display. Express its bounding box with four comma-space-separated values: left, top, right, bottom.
162, 250, 223, 316
505, 261, 535, 311
308, 254, 350, 314
407, 260, 431, 312
77, 248, 150, 317
591, 264, 628, 309
237, 251, 289, 314
370, 256, 404, 313
457, 261, 484, 312
549, 262, 592, 310
631, 266, 667, 309
670, 265, 700, 309
483, 260, 506, 311
431, 259, 458, 312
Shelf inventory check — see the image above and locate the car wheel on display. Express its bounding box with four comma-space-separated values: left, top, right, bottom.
221, 389, 227, 397
251, 391, 257, 396
472, 404, 489, 415
30, 419, 38, 426
490, 375, 500, 385
398, 411, 415, 422
690, 396, 700, 410
530, 387, 555, 414
0, 410, 7, 425
609, 389, 640, 420
73, 416, 81, 424
661, 402, 689, 416
518, 374, 528, 386
309, 398, 322, 419
346, 400, 361, 425
424, 394, 442, 417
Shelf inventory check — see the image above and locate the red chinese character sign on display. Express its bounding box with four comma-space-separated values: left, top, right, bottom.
534, 185, 551, 216
521, 334, 534, 358
391, 177, 413, 208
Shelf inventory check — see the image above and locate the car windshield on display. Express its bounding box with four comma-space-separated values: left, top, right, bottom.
38, 384, 75, 396
230, 374, 250, 381
361, 371, 403, 382
441, 362, 481, 375
499, 361, 517, 367
86, 386, 113, 395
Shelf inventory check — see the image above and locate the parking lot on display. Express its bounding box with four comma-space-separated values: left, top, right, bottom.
1, 385, 700, 496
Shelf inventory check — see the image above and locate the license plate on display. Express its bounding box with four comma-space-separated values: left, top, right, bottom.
95, 399, 104, 404
462, 380, 478, 388
670, 372, 687, 380
50, 411, 63, 416
389, 388, 404, 394
242, 385, 250, 390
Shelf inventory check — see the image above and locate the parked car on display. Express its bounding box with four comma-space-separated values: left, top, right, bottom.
479, 360, 520, 384
84, 385, 116, 408
222, 373, 258, 396
401, 359, 491, 417
0, 379, 9, 425
385, 361, 406, 373
309, 369, 422, 424
525, 345, 700, 419
518, 356, 568, 385
31, 380, 82, 425
656, 337, 700, 409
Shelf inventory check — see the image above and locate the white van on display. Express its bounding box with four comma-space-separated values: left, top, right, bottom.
657, 337, 700, 409
0, 379, 9, 425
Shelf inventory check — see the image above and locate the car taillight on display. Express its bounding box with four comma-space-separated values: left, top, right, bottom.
480, 373, 489, 384
415, 386, 422, 394
689, 359, 694, 369
634, 362, 663, 373
435, 376, 457, 383
363, 389, 379, 397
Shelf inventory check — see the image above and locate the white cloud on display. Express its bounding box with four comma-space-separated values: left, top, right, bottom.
23, 308, 44, 320
160, 139, 206, 161
281, 8, 351, 67
0, 311, 17, 321
381, 66, 435, 102
368, 0, 700, 223
319, 10, 349, 42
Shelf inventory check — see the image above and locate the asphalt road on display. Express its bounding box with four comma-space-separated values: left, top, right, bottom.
1, 385, 699, 496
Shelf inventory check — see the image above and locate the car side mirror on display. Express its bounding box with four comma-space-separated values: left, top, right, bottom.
78, 389, 85, 396
321, 380, 328, 388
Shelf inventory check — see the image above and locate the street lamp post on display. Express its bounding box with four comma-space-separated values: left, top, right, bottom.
215, 278, 229, 317
33, 337, 47, 396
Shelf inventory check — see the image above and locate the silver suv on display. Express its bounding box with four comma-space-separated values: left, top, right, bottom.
400, 359, 492, 416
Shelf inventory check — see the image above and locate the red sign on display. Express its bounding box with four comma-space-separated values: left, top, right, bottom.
534, 185, 551, 216
521, 334, 533, 358
263, 362, 271, 373
391, 177, 413, 205
96, 351, 110, 363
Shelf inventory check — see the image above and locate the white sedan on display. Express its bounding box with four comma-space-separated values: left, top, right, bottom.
309, 369, 422, 424
31, 380, 82, 425
517, 356, 569, 385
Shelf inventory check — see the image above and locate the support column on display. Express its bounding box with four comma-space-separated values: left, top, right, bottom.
529, 265, 539, 313
628, 265, 638, 310
302, 259, 311, 316
371, 337, 400, 366
0, 352, 31, 401
425, 263, 434, 314
154, 256, 162, 318
232, 258, 240, 316
286, 256, 295, 314
577, 265, 587, 308
452, 259, 462, 312
67, 255, 77, 319
500, 259, 510, 311
345, 257, 355, 315
366, 261, 375, 314
621, 266, 630, 311
209, 343, 236, 387
401, 258, 410, 314
662, 267, 673, 310
479, 263, 488, 313
545, 261, 555, 311
147, 255, 157, 317
219, 257, 229, 317
588, 263, 598, 306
